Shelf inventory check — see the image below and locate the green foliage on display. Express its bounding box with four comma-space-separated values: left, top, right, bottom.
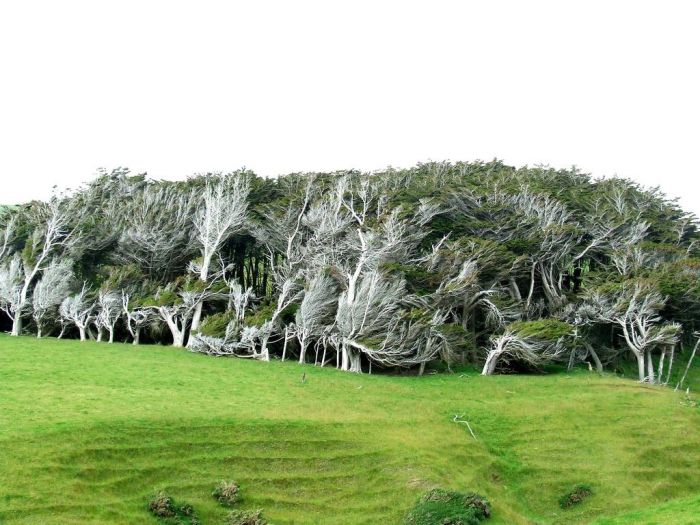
404, 489, 491, 525
439, 323, 476, 360
244, 302, 277, 327
507, 319, 573, 342
212, 480, 241, 507
200, 311, 237, 337
559, 484, 593, 509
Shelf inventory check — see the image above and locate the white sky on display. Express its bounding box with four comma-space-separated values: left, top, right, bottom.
0, 0, 698, 215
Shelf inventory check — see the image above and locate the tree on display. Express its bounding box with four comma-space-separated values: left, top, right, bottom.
94, 290, 121, 343
115, 184, 198, 280
190, 173, 250, 332
0, 212, 16, 261
293, 273, 337, 364
601, 283, 681, 382
59, 284, 93, 341
0, 255, 22, 331
121, 291, 154, 345
9, 201, 74, 336
32, 259, 74, 337
482, 320, 572, 375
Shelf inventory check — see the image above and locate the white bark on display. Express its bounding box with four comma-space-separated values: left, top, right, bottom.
191, 173, 249, 331
59, 284, 93, 341
32, 259, 73, 337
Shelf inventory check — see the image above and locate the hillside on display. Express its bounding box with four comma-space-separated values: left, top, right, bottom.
1, 335, 699, 524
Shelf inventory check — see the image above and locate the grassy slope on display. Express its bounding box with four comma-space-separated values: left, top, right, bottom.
0, 335, 699, 524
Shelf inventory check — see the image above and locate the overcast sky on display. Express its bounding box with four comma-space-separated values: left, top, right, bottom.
1, 1, 698, 215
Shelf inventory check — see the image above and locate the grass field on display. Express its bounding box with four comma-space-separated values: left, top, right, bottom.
1, 334, 699, 524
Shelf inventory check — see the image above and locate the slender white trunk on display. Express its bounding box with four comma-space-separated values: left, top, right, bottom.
657, 348, 667, 382
298, 336, 307, 364
665, 345, 674, 385
78, 325, 87, 341
646, 350, 655, 383
190, 259, 210, 332
11, 316, 22, 336
583, 341, 603, 374
481, 350, 502, 375
108, 328, 114, 343
636, 352, 646, 382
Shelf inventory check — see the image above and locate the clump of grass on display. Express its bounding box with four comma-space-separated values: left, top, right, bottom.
225, 508, 269, 525
213, 480, 241, 506
405, 488, 491, 524
147, 491, 200, 524
559, 484, 593, 509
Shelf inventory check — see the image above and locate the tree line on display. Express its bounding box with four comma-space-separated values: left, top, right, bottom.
1, 161, 698, 381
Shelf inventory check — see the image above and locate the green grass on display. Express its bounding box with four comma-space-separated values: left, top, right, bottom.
0, 334, 699, 524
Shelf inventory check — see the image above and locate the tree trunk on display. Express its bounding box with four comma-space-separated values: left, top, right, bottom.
78, 325, 87, 341
298, 337, 307, 364
665, 345, 675, 385
37, 325, 43, 338
172, 330, 185, 348
481, 350, 501, 375
133, 328, 140, 345
281, 327, 288, 362
636, 352, 646, 382
583, 341, 603, 374
657, 347, 667, 382
108, 329, 114, 343
11, 316, 22, 336
646, 350, 655, 383
191, 302, 204, 333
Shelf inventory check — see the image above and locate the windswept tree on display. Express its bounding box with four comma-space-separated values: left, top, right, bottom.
94, 290, 121, 343
190, 172, 250, 332
600, 282, 681, 383
0, 212, 16, 260
149, 285, 217, 348
122, 291, 154, 345
32, 259, 74, 337
59, 284, 93, 341
482, 319, 572, 375
5, 201, 74, 336
293, 273, 337, 364
115, 184, 198, 280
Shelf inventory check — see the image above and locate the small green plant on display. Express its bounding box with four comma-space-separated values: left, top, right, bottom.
404, 488, 491, 524
225, 508, 269, 525
213, 480, 241, 506
147, 491, 200, 524
559, 484, 593, 509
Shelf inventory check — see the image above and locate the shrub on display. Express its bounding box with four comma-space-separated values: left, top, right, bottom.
147, 491, 200, 524
225, 509, 269, 525
212, 480, 241, 506
559, 484, 593, 509
405, 488, 491, 524
148, 491, 176, 518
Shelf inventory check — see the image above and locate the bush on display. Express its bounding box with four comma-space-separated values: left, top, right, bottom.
148, 491, 176, 518
559, 484, 593, 509
212, 480, 241, 506
147, 491, 200, 524
225, 509, 269, 525
405, 488, 491, 525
